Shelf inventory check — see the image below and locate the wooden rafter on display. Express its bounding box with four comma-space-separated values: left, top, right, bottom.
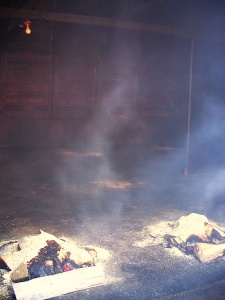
119, 0, 178, 17
0, 7, 192, 38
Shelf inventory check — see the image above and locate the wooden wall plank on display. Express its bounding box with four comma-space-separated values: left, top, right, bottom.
0, 21, 190, 146
53, 24, 101, 117
4, 21, 51, 117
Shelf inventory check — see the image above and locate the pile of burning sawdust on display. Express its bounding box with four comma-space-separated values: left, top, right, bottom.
0, 230, 111, 283
0, 231, 113, 300
134, 213, 225, 262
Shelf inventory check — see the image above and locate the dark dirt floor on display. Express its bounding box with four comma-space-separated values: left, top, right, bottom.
1, 145, 225, 300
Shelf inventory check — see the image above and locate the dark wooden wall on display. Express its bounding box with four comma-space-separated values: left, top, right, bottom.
0, 20, 190, 148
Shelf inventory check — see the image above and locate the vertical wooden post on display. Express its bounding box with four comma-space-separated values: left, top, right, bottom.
0, 22, 7, 116
48, 21, 54, 118
48, 0, 56, 119
184, 38, 194, 176
0, 50, 4, 115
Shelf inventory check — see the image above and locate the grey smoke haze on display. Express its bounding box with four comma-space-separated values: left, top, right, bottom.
55, 0, 225, 228
190, 99, 225, 171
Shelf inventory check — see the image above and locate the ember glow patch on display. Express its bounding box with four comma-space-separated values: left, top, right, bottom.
57, 148, 102, 157
90, 179, 144, 189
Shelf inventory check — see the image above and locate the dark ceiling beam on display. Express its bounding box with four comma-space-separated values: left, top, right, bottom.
4, 0, 36, 44
118, 0, 177, 17
0, 7, 192, 38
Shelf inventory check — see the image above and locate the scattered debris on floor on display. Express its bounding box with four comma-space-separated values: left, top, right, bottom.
0, 230, 108, 300
134, 213, 225, 263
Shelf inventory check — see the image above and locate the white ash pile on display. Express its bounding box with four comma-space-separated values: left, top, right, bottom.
0, 230, 98, 283
163, 213, 225, 263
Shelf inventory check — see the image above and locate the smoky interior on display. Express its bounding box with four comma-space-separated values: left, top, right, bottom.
0, 0, 225, 299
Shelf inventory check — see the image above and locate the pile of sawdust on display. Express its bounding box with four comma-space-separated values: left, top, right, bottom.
133, 220, 195, 260
133, 213, 225, 260
134, 221, 173, 248
0, 231, 112, 286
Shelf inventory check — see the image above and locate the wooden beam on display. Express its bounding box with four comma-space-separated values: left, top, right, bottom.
119, 0, 177, 17
0, 7, 192, 38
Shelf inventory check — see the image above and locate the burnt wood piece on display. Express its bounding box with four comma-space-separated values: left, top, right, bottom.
167, 213, 225, 246
0, 8, 192, 38
27, 240, 63, 279
194, 242, 225, 263
26, 240, 95, 279
163, 213, 225, 260
11, 262, 29, 283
